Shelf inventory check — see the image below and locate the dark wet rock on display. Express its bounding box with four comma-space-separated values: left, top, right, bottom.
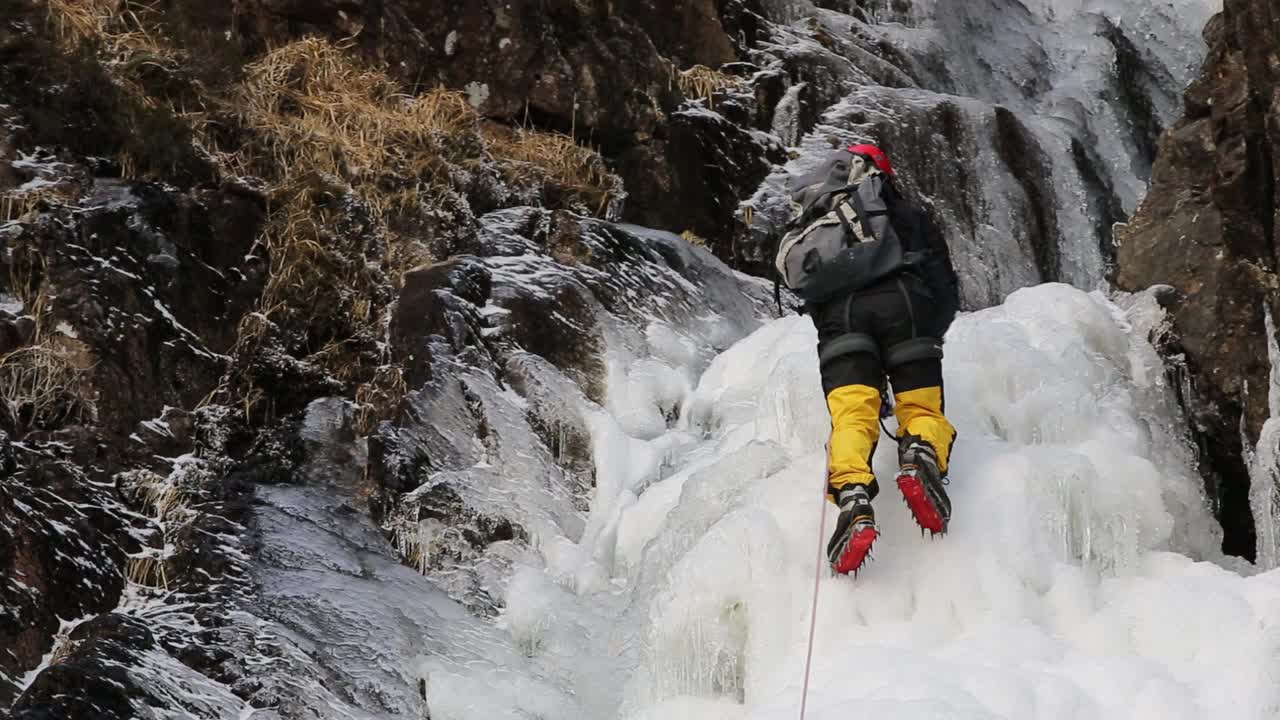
1096, 15, 1169, 178
0, 314, 34, 356
9, 615, 157, 720
123, 407, 198, 472
223, 417, 307, 487
391, 472, 529, 616
1114, 0, 1279, 560
0, 452, 136, 707
992, 106, 1062, 282
0, 135, 264, 702
392, 258, 494, 389
620, 106, 788, 275
162, 488, 254, 598
500, 271, 607, 404
619, 0, 738, 69
232, 0, 684, 145
0, 0, 214, 186
0, 401, 14, 437
234, 339, 347, 422
505, 352, 597, 490
10, 611, 256, 720
7, 405, 262, 715
0, 179, 265, 438
0, 432, 13, 474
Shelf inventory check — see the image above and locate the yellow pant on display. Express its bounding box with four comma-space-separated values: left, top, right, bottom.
826, 384, 955, 495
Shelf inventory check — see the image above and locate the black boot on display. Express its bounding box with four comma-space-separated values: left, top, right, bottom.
827, 485, 878, 575
896, 433, 951, 535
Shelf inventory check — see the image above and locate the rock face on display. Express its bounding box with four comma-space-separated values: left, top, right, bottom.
225, 0, 765, 258
0, 447, 134, 701
0, 4, 775, 707
373, 208, 774, 614
1114, 0, 1279, 560
0, 6, 267, 707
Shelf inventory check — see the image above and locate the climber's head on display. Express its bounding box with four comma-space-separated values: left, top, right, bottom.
788, 148, 855, 210
787, 142, 894, 217
846, 143, 894, 179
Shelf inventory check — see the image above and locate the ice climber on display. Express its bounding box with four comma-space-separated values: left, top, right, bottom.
773, 143, 961, 576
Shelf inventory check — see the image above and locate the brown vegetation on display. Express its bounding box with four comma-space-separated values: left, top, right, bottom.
0, 237, 96, 431
28, 0, 623, 432
675, 63, 744, 107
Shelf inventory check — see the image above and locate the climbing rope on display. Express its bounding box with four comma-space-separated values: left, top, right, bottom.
799, 462, 830, 720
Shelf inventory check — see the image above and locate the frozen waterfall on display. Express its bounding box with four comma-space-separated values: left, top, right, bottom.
418, 281, 1280, 720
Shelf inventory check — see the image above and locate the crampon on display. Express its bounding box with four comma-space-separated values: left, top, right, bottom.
831, 524, 879, 575
827, 485, 879, 576
896, 465, 949, 536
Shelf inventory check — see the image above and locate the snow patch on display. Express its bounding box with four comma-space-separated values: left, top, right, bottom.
0, 292, 22, 315
465, 82, 490, 108
16, 177, 61, 193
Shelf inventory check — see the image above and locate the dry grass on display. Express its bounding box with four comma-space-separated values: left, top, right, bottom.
6, 238, 47, 313
200, 311, 272, 417
45, 0, 121, 48
45, 0, 180, 63
484, 125, 622, 216
47, 637, 81, 666
1, 186, 78, 223
0, 233, 98, 429
35, 6, 622, 433
227, 39, 478, 187
228, 38, 619, 214
126, 551, 170, 590
680, 229, 709, 247
127, 469, 192, 523
353, 365, 407, 435
116, 466, 212, 593
43, 0, 212, 180
45, 0, 186, 102
676, 64, 744, 106
0, 342, 94, 428
256, 185, 379, 328
372, 189, 436, 279
210, 180, 388, 417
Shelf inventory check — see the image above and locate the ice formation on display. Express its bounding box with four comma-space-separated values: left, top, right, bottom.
430, 283, 1280, 720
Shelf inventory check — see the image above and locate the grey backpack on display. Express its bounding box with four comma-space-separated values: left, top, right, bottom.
775, 151, 905, 305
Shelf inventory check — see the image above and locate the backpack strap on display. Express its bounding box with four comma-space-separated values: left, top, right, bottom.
833, 198, 857, 241
845, 184, 880, 240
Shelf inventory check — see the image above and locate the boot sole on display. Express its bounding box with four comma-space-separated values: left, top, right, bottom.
896, 468, 948, 535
